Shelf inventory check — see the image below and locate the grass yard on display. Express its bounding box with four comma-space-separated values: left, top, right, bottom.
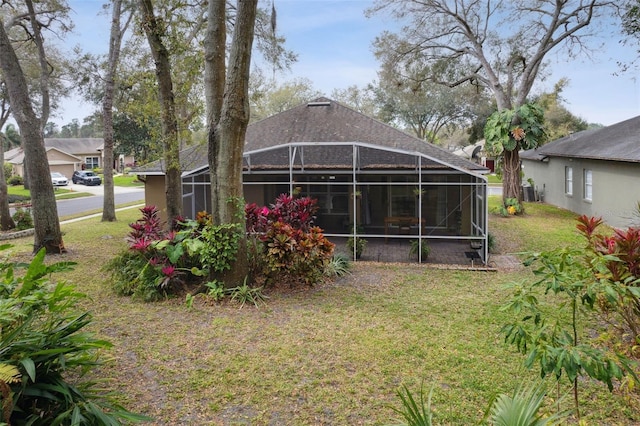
4, 201, 638, 425
113, 174, 144, 187
486, 174, 502, 185
7, 185, 31, 198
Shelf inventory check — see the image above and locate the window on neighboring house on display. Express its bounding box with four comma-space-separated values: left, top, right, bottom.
565, 166, 573, 195
583, 169, 592, 201
85, 157, 99, 169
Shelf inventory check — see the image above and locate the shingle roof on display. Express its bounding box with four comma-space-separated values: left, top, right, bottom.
44, 138, 104, 155
135, 97, 488, 174
5, 146, 83, 165
520, 116, 640, 163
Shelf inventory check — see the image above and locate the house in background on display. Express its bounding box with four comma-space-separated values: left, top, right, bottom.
135, 98, 491, 263
451, 139, 495, 172
521, 115, 640, 229
45, 138, 104, 170
6, 146, 83, 178
5, 138, 104, 178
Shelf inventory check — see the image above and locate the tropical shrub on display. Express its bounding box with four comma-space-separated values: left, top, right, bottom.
247, 194, 335, 286
108, 206, 240, 301
485, 382, 570, 426
496, 197, 522, 216
501, 214, 640, 417
389, 380, 569, 426
245, 193, 319, 233
0, 245, 149, 425
262, 221, 334, 286
574, 215, 640, 347
190, 221, 241, 277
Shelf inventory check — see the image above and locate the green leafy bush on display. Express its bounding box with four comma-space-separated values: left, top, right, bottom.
7, 194, 29, 204
11, 207, 33, 230
0, 246, 150, 425
7, 175, 22, 186
191, 222, 241, 276
107, 206, 240, 301
496, 197, 522, 216
501, 214, 640, 417
3, 162, 12, 179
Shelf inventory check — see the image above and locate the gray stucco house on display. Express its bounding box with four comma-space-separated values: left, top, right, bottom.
520, 115, 640, 228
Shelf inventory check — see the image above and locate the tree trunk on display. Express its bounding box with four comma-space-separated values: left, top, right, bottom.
502, 149, 523, 203
102, 0, 127, 222
205, 0, 258, 286
139, 0, 183, 226
0, 18, 63, 253
0, 135, 15, 231
205, 0, 226, 225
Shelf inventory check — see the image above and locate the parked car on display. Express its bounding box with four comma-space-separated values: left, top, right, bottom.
72, 170, 102, 186
50, 172, 68, 186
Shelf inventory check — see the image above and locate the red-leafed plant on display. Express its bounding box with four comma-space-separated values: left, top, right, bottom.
575, 215, 640, 342
246, 193, 319, 234
247, 194, 334, 286
126, 205, 166, 249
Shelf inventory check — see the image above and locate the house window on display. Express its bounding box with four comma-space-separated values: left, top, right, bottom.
583, 169, 592, 201
85, 157, 100, 169
565, 166, 573, 195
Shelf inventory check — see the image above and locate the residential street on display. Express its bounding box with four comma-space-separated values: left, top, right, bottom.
11, 184, 145, 218
55, 190, 144, 217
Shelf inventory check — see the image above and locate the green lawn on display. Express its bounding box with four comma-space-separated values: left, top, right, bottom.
4, 202, 638, 425
113, 174, 144, 187
7, 185, 31, 198
486, 173, 502, 184
6, 174, 142, 203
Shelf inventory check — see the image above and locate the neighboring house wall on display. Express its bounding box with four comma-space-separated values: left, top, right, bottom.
523, 157, 640, 228
10, 163, 24, 178
144, 176, 167, 219
78, 153, 101, 169
47, 149, 82, 177
49, 164, 76, 178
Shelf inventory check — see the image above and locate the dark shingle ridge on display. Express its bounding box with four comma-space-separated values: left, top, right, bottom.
521, 116, 640, 163
244, 97, 486, 172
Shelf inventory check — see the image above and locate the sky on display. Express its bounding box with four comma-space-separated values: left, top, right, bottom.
57, 0, 640, 127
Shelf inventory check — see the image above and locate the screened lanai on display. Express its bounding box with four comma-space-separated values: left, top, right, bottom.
181, 141, 489, 265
